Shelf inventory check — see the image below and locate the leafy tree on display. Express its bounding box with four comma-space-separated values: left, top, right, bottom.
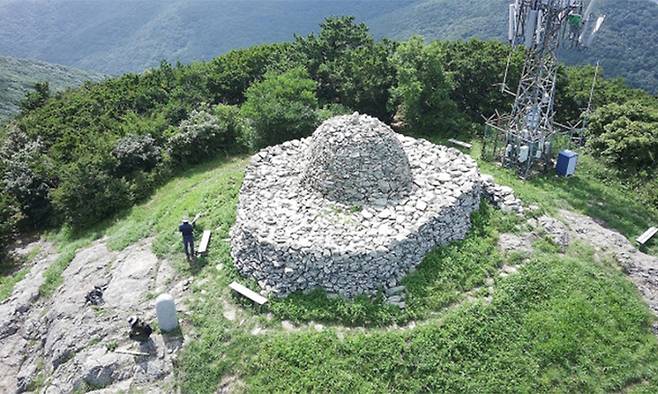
332, 40, 398, 121
555, 65, 654, 125
440, 39, 523, 122
390, 36, 459, 134
112, 133, 161, 175
52, 157, 131, 229
0, 126, 55, 225
241, 68, 319, 149
19, 82, 51, 113
168, 105, 246, 164
206, 44, 293, 105
294, 16, 373, 103
587, 101, 658, 170
0, 192, 21, 256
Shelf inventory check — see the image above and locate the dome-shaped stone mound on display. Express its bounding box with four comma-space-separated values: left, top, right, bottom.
230, 113, 482, 299
301, 113, 413, 203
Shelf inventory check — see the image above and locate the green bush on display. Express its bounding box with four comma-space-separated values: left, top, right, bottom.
168, 105, 245, 164
241, 68, 319, 149
0, 193, 21, 255
52, 159, 131, 229
587, 101, 658, 170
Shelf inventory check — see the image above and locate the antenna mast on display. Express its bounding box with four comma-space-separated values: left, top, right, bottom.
485, 0, 603, 179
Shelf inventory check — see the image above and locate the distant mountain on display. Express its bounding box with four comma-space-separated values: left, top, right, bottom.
0, 0, 414, 74
367, 0, 658, 95
0, 0, 655, 94
0, 56, 104, 123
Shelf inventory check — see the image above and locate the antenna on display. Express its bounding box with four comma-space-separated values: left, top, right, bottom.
483, 0, 606, 179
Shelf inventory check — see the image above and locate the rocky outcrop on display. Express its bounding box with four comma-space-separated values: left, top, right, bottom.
0, 239, 186, 394
231, 113, 482, 299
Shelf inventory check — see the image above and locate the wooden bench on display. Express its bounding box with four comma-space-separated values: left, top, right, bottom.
197, 230, 212, 255
229, 281, 268, 305
637, 227, 657, 246
448, 138, 473, 150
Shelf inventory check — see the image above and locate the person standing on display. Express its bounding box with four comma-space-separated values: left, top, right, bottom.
179, 216, 197, 261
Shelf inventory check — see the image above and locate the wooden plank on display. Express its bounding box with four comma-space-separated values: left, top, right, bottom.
229, 281, 268, 305
637, 227, 657, 245
448, 138, 473, 149
198, 230, 212, 254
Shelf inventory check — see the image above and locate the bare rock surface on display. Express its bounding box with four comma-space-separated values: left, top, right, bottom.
0, 238, 187, 393
559, 209, 658, 317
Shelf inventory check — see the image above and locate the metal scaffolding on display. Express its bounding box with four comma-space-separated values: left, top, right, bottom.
484, 0, 604, 179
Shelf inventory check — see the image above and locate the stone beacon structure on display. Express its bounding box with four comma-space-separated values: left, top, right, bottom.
230, 113, 482, 298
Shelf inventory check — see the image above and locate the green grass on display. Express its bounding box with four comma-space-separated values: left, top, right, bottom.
0, 266, 28, 302
240, 242, 658, 393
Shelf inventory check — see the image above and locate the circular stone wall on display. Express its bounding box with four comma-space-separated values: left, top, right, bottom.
230, 113, 481, 298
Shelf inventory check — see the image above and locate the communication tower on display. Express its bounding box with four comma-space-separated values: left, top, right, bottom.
484, 0, 605, 178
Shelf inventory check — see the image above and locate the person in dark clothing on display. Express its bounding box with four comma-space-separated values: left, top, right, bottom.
179, 216, 197, 261
127, 316, 152, 342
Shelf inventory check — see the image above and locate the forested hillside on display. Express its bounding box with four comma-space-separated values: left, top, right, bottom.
1, 17, 656, 256
0, 0, 656, 93
0, 56, 104, 123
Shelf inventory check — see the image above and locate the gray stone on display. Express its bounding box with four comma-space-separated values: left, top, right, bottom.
230, 113, 482, 299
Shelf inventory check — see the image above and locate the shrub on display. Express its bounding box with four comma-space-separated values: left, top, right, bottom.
0, 126, 55, 225
168, 105, 244, 164
52, 159, 131, 229
587, 101, 658, 170
0, 193, 21, 255
112, 133, 161, 175
241, 68, 319, 149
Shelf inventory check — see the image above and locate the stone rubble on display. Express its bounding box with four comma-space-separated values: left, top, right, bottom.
230, 113, 482, 298
480, 174, 524, 215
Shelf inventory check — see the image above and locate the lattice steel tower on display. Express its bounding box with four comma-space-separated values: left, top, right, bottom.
486, 0, 604, 178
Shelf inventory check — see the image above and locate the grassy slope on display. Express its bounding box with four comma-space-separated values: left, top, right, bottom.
0, 56, 105, 123
29, 147, 658, 392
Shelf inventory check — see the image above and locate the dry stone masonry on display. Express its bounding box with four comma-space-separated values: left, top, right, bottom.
230, 113, 482, 298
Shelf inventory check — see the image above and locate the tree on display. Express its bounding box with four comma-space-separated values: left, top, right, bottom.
19, 82, 50, 112
241, 68, 319, 149
440, 40, 523, 122
332, 40, 398, 121
390, 36, 459, 134
168, 105, 246, 164
294, 16, 373, 103
52, 157, 131, 229
587, 101, 658, 170
0, 126, 55, 226
0, 192, 21, 256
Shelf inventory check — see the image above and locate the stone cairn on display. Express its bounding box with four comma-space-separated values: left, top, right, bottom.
230, 113, 482, 302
